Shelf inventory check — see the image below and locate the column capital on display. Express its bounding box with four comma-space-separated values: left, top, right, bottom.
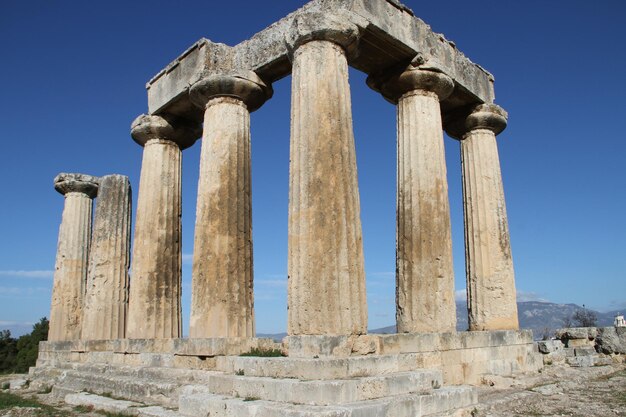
367, 66, 454, 104
189, 71, 272, 112
445, 103, 508, 140
130, 113, 201, 150
54, 173, 99, 198
285, 12, 360, 57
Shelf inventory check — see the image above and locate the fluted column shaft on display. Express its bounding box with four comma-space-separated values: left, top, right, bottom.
188, 73, 271, 338
397, 93, 456, 333
192, 98, 252, 337
287, 39, 367, 336
459, 104, 519, 331
367, 66, 457, 333
82, 175, 132, 340
127, 114, 200, 339
49, 173, 98, 341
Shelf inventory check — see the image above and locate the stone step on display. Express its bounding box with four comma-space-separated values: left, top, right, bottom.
33, 362, 219, 384
178, 386, 477, 417
206, 370, 442, 405
63, 392, 186, 417
215, 354, 412, 380
36, 362, 443, 407
54, 369, 181, 407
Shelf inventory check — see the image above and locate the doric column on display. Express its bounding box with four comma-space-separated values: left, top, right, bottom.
49, 173, 98, 341
368, 65, 457, 333
449, 104, 519, 331
82, 175, 132, 340
285, 14, 367, 336
127, 114, 201, 339
188, 72, 272, 338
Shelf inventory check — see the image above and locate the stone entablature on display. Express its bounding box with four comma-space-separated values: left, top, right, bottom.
146, 0, 495, 123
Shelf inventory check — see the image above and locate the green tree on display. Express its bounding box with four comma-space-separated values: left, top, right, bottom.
0, 330, 18, 373
572, 309, 597, 327
13, 318, 49, 373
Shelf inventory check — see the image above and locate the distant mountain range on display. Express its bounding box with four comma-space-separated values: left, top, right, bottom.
258, 301, 622, 341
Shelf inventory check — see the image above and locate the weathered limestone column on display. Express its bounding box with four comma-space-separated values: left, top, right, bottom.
127, 114, 200, 339
188, 72, 272, 338
451, 104, 519, 331
49, 173, 98, 341
368, 65, 457, 333
81, 175, 132, 340
285, 14, 367, 336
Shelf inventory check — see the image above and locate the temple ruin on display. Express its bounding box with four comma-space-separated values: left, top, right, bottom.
32, 1, 542, 415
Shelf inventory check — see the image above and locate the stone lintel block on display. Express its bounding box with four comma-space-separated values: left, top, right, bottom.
146, 0, 494, 119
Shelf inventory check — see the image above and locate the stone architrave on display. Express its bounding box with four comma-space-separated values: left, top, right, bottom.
81, 175, 132, 340
285, 13, 367, 336
454, 104, 519, 331
188, 72, 272, 338
126, 114, 201, 339
49, 173, 99, 341
368, 65, 457, 333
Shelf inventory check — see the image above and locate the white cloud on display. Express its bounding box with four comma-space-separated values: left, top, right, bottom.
369, 271, 394, 279
516, 291, 548, 303
182, 253, 193, 264
455, 288, 549, 303
0, 287, 49, 296
0, 320, 34, 326
0, 270, 54, 279
256, 279, 287, 288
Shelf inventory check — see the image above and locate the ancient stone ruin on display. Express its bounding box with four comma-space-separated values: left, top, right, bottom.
32, 1, 544, 415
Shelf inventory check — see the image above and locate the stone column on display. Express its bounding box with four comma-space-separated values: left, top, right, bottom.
285, 14, 367, 336
188, 72, 272, 338
81, 175, 132, 340
127, 114, 201, 339
368, 65, 457, 333
49, 173, 98, 341
451, 104, 519, 331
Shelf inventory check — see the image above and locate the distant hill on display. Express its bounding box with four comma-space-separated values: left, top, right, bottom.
259, 301, 621, 341
370, 301, 619, 340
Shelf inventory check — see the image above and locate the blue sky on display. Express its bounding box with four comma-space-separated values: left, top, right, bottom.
1, 0, 625, 336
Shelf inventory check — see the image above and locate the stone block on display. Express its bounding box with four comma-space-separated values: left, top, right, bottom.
595, 327, 626, 355
136, 406, 184, 417
574, 347, 597, 357
65, 392, 141, 415
566, 356, 595, 367
206, 370, 441, 405
9, 379, 28, 390
537, 340, 564, 354
542, 351, 566, 365
556, 327, 597, 340
567, 338, 594, 348
146, 0, 494, 120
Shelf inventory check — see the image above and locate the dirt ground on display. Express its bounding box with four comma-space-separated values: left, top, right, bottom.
471, 363, 626, 417
1, 363, 625, 416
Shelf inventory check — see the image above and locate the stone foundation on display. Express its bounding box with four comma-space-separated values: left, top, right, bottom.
30, 330, 542, 416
